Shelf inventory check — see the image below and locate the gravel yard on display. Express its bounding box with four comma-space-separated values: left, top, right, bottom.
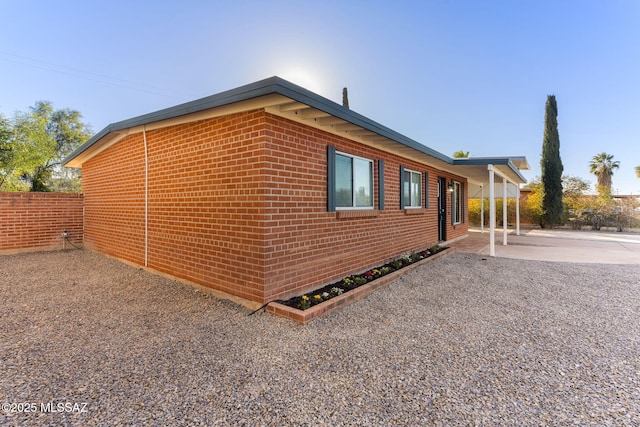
1, 249, 639, 426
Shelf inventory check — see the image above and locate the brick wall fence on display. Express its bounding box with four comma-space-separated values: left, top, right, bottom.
0, 192, 83, 254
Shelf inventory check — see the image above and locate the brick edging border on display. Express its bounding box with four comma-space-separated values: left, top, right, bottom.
266, 247, 458, 324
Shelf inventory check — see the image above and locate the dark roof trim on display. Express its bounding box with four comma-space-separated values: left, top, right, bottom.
272, 79, 454, 163
63, 76, 528, 185
64, 76, 456, 166
453, 157, 527, 182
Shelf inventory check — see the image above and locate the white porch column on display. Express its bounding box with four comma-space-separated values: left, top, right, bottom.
480, 184, 484, 233
488, 165, 495, 257
516, 185, 521, 236
503, 176, 507, 246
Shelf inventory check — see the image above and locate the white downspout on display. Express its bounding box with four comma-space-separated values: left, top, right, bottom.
480, 184, 484, 233
516, 185, 521, 236
489, 165, 495, 257
503, 177, 508, 246
143, 126, 149, 267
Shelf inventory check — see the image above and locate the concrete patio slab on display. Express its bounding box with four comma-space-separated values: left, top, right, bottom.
456, 228, 640, 264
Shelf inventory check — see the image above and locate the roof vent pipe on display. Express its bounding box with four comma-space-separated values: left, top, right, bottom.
342, 87, 349, 109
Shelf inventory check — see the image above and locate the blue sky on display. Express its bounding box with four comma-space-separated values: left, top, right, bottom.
2, 0, 639, 194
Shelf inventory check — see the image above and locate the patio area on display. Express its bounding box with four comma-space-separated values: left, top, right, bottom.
1, 248, 639, 425
451, 227, 640, 264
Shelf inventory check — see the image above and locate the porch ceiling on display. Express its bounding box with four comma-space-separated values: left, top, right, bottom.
451, 160, 529, 186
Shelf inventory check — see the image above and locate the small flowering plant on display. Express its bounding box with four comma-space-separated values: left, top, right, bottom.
299, 295, 310, 310
343, 277, 355, 289
354, 276, 367, 286
286, 245, 445, 310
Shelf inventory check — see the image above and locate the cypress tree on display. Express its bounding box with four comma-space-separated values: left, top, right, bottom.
540, 95, 564, 227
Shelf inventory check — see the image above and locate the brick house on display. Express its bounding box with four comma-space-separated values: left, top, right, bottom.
64, 77, 527, 305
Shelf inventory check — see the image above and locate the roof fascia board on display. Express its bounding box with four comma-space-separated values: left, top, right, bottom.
272, 79, 453, 164
64, 76, 529, 183
454, 156, 529, 170
64, 92, 289, 167
110, 78, 285, 131
64, 76, 454, 167
64, 77, 288, 166
454, 157, 527, 183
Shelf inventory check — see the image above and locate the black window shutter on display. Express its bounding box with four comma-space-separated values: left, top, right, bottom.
462, 182, 465, 223
399, 165, 405, 210
424, 172, 429, 209
378, 160, 384, 210
451, 183, 455, 224
327, 145, 336, 212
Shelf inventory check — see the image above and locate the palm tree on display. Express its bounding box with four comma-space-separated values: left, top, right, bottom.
636, 165, 640, 178
589, 152, 620, 193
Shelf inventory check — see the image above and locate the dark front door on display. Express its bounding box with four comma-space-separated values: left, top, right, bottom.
438, 177, 447, 242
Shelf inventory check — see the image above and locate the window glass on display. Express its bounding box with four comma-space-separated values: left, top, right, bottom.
335, 154, 353, 207
403, 170, 411, 207
402, 169, 422, 208
354, 158, 373, 207
335, 152, 373, 209
411, 172, 421, 207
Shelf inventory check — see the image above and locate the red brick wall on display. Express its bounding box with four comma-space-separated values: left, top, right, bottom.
145, 112, 267, 301
82, 133, 146, 266
0, 192, 83, 253
81, 110, 467, 304
261, 113, 467, 300
82, 111, 267, 302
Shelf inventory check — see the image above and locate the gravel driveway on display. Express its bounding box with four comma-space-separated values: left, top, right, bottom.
1, 249, 639, 426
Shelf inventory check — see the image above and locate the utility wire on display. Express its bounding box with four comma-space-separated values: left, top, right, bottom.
64, 236, 83, 250
0, 50, 198, 101
248, 300, 284, 316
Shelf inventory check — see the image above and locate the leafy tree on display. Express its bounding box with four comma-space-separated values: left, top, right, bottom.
453, 150, 470, 158
635, 165, 640, 178
506, 174, 638, 231
561, 176, 592, 229
562, 175, 590, 201
540, 95, 563, 228
5, 101, 91, 192
469, 198, 520, 226
521, 177, 545, 226
0, 114, 16, 189
467, 178, 543, 227
512, 175, 588, 228
589, 152, 620, 196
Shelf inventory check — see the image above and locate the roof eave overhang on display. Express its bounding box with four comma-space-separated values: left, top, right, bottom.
63, 76, 528, 187
453, 157, 528, 185
64, 76, 456, 169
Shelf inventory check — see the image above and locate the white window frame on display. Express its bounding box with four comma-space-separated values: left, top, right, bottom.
335, 151, 374, 210
402, 168, 422, 208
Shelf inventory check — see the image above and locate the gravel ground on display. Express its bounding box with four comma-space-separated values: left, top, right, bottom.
1, 249, 639, 426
